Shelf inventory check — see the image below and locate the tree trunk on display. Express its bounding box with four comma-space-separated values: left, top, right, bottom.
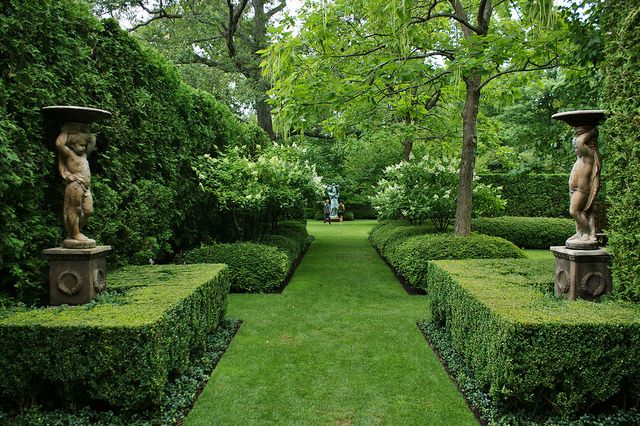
402, 139, 413, 161
256, 94, 275, 140
454, 76, 481, 236
252, 0, 276, 140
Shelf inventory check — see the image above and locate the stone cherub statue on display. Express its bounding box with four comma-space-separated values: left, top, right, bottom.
43, 105, 111, 249
56, 122, 97, 249
567, 126, 601, 248
552, 109, 605, 250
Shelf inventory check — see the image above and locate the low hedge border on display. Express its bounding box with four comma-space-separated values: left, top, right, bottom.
0, 264, 230, 412
179, 243, 288, 293
428, 258, 640, 416
2, 319, 241, 426
418, 320, 640, 425
393, 233, 525, 291
472, 216, 575, 249
369, 221, 525, 292
180, 222, 311, 293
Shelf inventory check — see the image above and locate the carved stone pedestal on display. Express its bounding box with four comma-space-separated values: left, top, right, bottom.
42, 246, 111, 305
551, 246, 611, 301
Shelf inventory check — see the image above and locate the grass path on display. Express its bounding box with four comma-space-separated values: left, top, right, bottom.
185, 220, 477, 425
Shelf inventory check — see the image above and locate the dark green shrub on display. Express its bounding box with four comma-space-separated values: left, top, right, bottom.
314, 210, 324, 220
479, 174, 569, 217
271, 221, 309, 251
0, 0, 266, 302
0, 264, 230, 412
343, 211, 355, 221
258, 234, 301, 266
602, 2, 640, 301
472, 216, 575, 249
369, 222, 439, 256
368, 220, 411, 245
392, 234, 524, 291
428, 258, 640, 415
179, 243, 288, 292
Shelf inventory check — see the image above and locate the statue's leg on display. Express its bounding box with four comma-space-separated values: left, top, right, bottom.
64, 182, 84, 240
569, 191, 589, 240
80, 190, 94, 228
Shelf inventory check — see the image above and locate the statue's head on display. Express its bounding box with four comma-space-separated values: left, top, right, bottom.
62, 122, 95, 156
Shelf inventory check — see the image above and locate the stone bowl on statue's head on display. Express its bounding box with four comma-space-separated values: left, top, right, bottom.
41, 106, 112, 124
551, 110, 606, 128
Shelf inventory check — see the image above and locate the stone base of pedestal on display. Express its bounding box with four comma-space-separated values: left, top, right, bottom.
42, 246, 111, 305
550, 246, 611, 301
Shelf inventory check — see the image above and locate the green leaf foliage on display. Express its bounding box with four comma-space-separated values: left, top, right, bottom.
0, 264, 230, 412
602, 1, 640, 302
270, 220, 309, 253
369, 220, 525, 291
472, 216, 575, 249
258, 234, 302, 268
179, 243, 288, 293
0, 0, 266, 302
428, 258, 640, 415
480, 174, 570, 217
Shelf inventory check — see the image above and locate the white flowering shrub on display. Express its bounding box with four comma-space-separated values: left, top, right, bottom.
195, 144, 323, 238
370, 156, 505, 231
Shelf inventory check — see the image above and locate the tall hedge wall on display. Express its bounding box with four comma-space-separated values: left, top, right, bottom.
479, 174, 569, 218
602, 2, 640, 302
0, 0, 269, 302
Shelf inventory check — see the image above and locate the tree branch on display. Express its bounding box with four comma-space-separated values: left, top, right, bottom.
479, 56, 559, 90
266, 1, 286, 18
411, 12, 480, 34
127, 1, 186, 32
330, 45, 387, 58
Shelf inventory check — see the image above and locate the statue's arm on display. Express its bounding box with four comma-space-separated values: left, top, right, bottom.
55, 132, 72, 180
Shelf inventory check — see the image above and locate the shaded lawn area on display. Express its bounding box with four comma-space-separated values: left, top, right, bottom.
185, 220, 477, 425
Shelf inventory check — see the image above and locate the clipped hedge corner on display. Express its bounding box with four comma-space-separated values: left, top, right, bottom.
429, 258, 640, 415
0, 264, 230, 412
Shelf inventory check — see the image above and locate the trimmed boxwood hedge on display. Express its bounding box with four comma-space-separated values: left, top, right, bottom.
479, 174, 569, 218
0, 264, 230, 412
271, 221, 309, 250
179, 243, 288, 293
258, 234, 301, 267
471, 216, 575, 249
602, 1, 640, 302
429, 258, 640, 415
369, 221, 439, 255
392, 233, 524, 291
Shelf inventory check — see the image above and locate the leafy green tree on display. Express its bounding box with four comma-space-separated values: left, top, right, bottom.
195, 143, 322, 239
265, 0, 563, 235
93, 0, 287, 139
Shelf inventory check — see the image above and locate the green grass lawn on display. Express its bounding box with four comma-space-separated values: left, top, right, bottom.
185, 220, 477, 425
524, 249, 555, 260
